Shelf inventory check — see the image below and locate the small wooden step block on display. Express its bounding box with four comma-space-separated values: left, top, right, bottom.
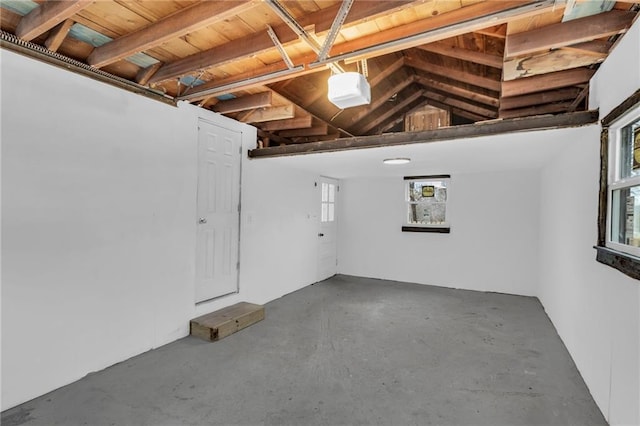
190, 302, 264, 342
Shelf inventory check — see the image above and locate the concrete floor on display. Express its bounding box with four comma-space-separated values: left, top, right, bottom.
3, 275, 606, 426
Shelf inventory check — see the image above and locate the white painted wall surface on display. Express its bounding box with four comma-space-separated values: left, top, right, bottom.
338, 170, 540, 296
540, 19, 640, 426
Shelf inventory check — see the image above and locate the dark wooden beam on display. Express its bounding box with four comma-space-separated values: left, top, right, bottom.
279, 124, 329, 138
357, 90, 424, 134
248, 110, 599, 158
368, 56, 405, 88
16, 0, 93, 41
422, 91, 497, 119
501, 68, 595, 98
414, 75, 499, 107
136, 62, 163, 86
349, 75, 416, 124
499, 102, 573, 119
213, 92, 273, 114
505, 10, 636, 58
260, 116, 313, 131
500, 87, 582, 110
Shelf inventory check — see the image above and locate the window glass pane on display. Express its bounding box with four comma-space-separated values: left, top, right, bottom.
328, 184, 335, 202
321, 203, 328, 222
406, 179, 448, 225
611, 185, 640, 247
328, 203, 334, 222
619, 119, 640, 179
322, 183, 328, 202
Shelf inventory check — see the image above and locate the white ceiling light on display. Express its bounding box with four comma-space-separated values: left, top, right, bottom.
383, 157, 411, 165
328, 72, 371, 109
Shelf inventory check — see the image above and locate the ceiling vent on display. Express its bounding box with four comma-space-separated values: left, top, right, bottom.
327, 72, 371, 109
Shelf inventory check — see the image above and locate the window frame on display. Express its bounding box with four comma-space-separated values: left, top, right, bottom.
596, 89, 640, 280
402, 174, 451, 233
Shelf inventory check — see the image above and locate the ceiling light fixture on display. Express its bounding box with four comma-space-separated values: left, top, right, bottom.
383, 157, 411, 165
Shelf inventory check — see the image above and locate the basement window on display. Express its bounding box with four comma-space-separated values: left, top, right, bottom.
402, 175, 450, 233
597, 90, 640, 280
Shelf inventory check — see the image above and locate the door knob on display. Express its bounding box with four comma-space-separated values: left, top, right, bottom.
199, 217, 207, 224
318, 233, 324, 237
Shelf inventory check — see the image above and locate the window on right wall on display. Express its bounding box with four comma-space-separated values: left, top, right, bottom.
597, 89, 640, 280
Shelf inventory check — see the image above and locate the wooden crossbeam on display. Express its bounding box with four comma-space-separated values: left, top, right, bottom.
87, 1, 256, 68
474, 24, 507, 39
562, 40, 612, 57
404, 52, 501, 92
417, 41, 503, 68
368, 56, 405, 88
505, 10, 636, 58
414, 75, 499, 107
213, 92, 273, 114
16, 0, 93, 41
499, 87, 582, 110
501, 68, 595, 98
44, 19, 74, 52
503, 49, 606, 81
279, 124, 329, 138
260, 116, 313, 131
136, 63, 163, 86
423, 91, 497, 119
148, 1, 412, 84
499, 101, 574, 119
358, 89, 424, 134
239, 105, 295, 123
248, 111, 599, 158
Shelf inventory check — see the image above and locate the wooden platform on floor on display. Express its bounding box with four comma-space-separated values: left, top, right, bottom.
190, 302, 264, 342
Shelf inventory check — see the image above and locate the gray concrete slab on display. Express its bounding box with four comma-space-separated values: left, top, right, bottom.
2, 275, 606, 426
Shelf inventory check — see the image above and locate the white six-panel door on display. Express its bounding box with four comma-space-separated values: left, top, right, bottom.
195, 120, 242, 303
318, 177, 338, 282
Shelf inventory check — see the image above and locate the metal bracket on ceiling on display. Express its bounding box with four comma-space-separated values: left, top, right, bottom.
264, 0, 345, 74
318, 0, 354, 62
266, 25, 295, 69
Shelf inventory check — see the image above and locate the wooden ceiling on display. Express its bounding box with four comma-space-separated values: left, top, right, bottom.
1, 0, 638, 147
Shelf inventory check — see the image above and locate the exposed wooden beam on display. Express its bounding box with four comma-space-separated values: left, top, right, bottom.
358, 89, 424, 134
499, 101, 574, 119
257, 129, 293, 146
505, 10, 636, 58
414, 75, 499, 107
260, 116, 313, 131
248, 111, 599, 158
568, 85, 590, 113
503, 49, 606, 81
16, 0, 93, 41
500, 87, 582, 110
213, 92, 273, 114
148, 0, 412, 84
423, 91, 497, 119
404, 52, 501, 92
450, 107, 487, 122
279, 124, 329, 138
474, 24, 507, 39
349, 75, 416, 124
417, 41, 503, 68
44, 19, 74, 52
501, 68, 595, 97
240, 105, 295, 123
290, 133, 340, 144
87, 1, 256, 69
562, 40, 612, 57
368, 56, 405, 88
136, 62, 163, 86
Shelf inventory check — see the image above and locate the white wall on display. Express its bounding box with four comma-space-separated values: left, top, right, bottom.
538, 19, 640, 426
338, 170, 540, 296
1, 50, 321, 410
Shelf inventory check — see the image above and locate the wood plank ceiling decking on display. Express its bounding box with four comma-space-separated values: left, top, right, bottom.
1, 0, 638, 148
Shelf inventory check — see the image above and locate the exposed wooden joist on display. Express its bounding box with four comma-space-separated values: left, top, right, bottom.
568, 86, 590, 113
505, 10, 636, 58
503, 49, 606, 81
248, 111, 599, 158
16, 0, 93, 41
499, 87, 582, 110
87, 1, 257, 68
417, 41, 503, 68
501, 68, 595, 97
257, 129, 292, 146
260, 116, 313, 131
414, 75, 499, 107
404, 52, 501, 92
450, 107, 487, 122
213, 92, 273, 114
44, 19, 74, 52
358, 89, 424, 134
240, 105, 295, 123
290, 133, 340, 144
148, 0, 412, 84
279, 124, 329, 138
474, 24, 507, 39
423, 91, 497, 119
368, 56, 405, 88
349, 75, 416, 124
136, 62, 163, 86
562, 40, 612, 57
499, 102, 574, 119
